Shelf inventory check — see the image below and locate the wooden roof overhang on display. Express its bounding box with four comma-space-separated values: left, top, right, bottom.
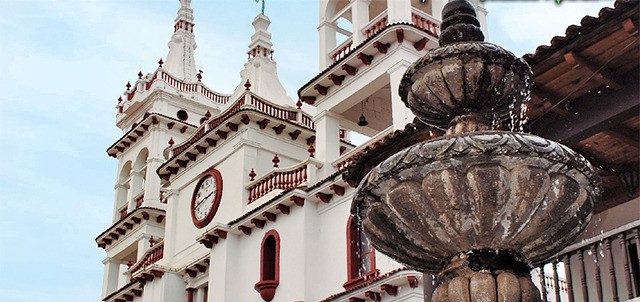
157, 94, 317, 182
107, 112, 196, 158
297, 23, 440, 105
524, 0, 639, 211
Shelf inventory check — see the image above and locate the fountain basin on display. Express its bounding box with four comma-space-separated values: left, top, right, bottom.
398, 42, 532, 130
352, 131, 599, 272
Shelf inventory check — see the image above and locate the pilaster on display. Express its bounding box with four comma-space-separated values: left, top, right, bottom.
388, 60, 415, 130
350, 0, 371, 45
144, 157, 165, 204
102, 258, 122, 298
387, 0, 412, 24
207, 234, 239, 301
319, 20, 338, 70
313, 110, 341, 179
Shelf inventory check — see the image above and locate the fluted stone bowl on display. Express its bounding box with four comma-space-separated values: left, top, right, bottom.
352, 131, 600, 272
398, 42, 533, 130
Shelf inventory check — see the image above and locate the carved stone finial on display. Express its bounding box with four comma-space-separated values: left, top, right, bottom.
439, 0, 484, 45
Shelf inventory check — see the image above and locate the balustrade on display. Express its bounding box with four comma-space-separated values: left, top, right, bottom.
331, 38, 354, 63
536, 224, 640, 302
129, 241, 164, 276
249, 95, 297, 122
411, 9, 440, 37
363, 11, 388, 39
247, 164, 308, 203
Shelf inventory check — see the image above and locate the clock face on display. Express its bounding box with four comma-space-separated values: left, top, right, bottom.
191, 168, 223, 228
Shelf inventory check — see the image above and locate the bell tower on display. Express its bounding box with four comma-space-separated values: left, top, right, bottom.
98, 0, 230, 299
299, 0, 486, 178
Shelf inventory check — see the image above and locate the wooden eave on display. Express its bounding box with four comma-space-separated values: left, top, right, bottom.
297, 23, 439, 104
524, 0, 639, 211
95, 207, 166, 249
157, 107, 316, 182
106, 113, 196, 158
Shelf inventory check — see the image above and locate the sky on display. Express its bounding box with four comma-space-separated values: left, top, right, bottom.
0, 0, 617, 301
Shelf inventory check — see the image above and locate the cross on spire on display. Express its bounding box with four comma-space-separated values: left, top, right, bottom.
255, 0, 266, 15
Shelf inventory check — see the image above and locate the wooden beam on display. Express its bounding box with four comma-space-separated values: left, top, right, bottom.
603, 125, 639, 149
531, 87, 570, 116
529, 72, 639, 146
564, 51, 623, 90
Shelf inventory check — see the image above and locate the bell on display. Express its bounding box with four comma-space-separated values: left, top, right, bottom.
357, 113, 369, 126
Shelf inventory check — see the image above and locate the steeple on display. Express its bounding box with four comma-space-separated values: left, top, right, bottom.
230, 14, 295, 107
164, 0, 198, 82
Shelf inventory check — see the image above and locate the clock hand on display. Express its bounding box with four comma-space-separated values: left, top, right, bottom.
195, 191, 215, 208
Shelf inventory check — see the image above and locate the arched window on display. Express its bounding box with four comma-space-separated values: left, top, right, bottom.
255, 230, 280, 302
344, 215, 377, 289
114, 161, 132, 221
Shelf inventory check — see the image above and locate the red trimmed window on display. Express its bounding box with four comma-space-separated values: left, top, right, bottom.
344, 215, 377, 289
255, 230, 280, 301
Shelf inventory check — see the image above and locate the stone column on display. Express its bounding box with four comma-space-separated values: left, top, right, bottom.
113, 183, 128, 221
143, 157, 165, 204
350, 0, 371, 45
207, 234, 238, 301
431, 0, 446, 22
387, 0, 412, 24
129, 170, 144, 208
388, 60, 415, 130
318, 20, 337, 70
137, 234, 151, 260
314, 110, 341, 179
102, 258, 121, 298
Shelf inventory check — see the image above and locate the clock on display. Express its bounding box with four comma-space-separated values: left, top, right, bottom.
191, 168, 223, 228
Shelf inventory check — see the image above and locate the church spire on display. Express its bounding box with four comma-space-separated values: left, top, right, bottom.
230, 14, 294, 107
163, 0, 198, 82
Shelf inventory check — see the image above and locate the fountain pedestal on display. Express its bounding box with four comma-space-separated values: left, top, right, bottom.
351, 1, 600, 301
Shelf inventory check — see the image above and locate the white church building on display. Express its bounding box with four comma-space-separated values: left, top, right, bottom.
96, 0, 473, 301
96, 0, 640, 301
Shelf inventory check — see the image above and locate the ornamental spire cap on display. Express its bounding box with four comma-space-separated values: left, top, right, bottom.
163, 0, 198, 82
229, 13, 294, 107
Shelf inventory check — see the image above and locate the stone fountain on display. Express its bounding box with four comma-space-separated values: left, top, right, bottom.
351, 1, 600, 301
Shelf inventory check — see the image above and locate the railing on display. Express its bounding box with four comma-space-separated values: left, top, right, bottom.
249, 95, 297, 122
200, 85, 230, 104
129, 240, 164, 276
411, 9, 440, 38
536, 222, 640, 302
331, 38, 354, 63
247, 162, 308, 203
300, 113, 314, 129
171, 93, 315, 157
161, 72, 198, 92
172, 98, 247, 156
363, 10, 388, 39
122, 69, 230, 114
